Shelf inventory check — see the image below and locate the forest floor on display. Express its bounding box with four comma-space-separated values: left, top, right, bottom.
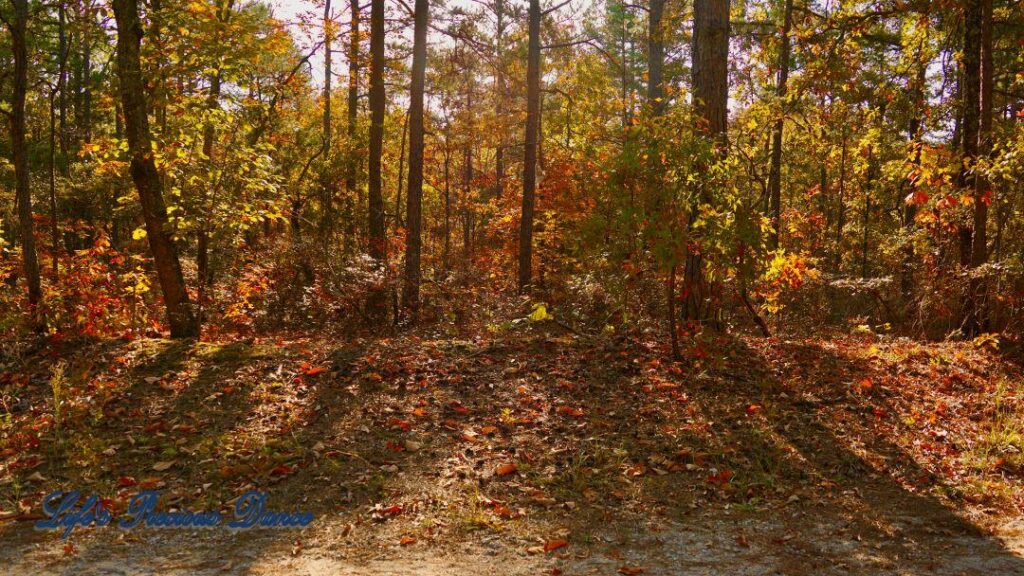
2, 303, 1024, 575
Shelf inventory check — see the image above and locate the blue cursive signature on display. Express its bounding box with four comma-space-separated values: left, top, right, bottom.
35, 490, 313, 538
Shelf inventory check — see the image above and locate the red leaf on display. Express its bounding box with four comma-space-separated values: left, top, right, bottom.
543, 539, 569, 552
116, 476, 138, 488
270, 464, 294, 477
557, 406, 585, 417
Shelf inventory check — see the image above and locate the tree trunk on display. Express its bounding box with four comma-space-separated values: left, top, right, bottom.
494, 0, 506, 198
901, 58, 926, 306
396, 112, 408, 228
691, 0, 729, 139
443, 138, 451, 271
82, 30, 92, 144
57, 0, 69, 164
835, 126, 848, 271
767, 0, 792, 251
320, 0, 335, 239
366, 0, 388, 318
345, 0, 359, 250
401, 0, 429, 319
968, 0, 993, 333
6, 0, 42, 317
685, 0, 729, 321
49, 89, 60, 276
518, 0, 541, 290
112, 0, 198, 337
197, 0, 232, 323
647, 0, 665, 114
959, 0, 983, 334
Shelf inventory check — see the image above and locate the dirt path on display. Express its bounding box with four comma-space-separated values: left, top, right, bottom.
3, 503, 1024, 575
2, 327, 1024, 574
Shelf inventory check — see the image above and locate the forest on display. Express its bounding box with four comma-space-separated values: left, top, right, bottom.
1, 0, 1024, 573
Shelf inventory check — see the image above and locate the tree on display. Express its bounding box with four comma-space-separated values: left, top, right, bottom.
344, 0, 360, 250
366, 0, 387, 318
518, 0, 541, 290
766, 0, 793, 251
402, 0, 429, 318
684, 0, 729, 321
320, 0, 335, 239
4, 0, 42, 319
112, 0, 199, 337
959, 0, 983, 334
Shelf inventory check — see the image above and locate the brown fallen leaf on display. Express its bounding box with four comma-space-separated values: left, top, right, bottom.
152, 461, 175, 472
619, 567, 644, 575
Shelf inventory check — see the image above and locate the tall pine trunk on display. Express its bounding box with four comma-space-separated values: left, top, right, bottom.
401, 0, 429, 319
685, 0, 729, 322
112, 0, 198, 337
344, 0, 360, 251
366, 0, 388, 318
968, 0, 993, 333
321, 0, 335, 239
518, 0, 541, 290
959, 0, 983, 334
767, 0, 792, 251
6, 0, 42, 318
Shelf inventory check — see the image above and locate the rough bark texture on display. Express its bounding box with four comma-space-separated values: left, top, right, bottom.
320, 0, 335, 238
647, 0, 665, 114
691, 0, 730, 140
767, 0, 792, 251
402, 0, 429, 319
959, 0, 982, 334
366, 0, 387, 318
345, 0, 359, 249
112, 0, 199, 337
967, 0, 993, 333
685, 0, 729, 321
8, 0, 43, 315
518, 0, 541, 290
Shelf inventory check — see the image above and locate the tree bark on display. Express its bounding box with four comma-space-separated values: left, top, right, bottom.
959, 0, 983, 334
345, 0, 359, 250
767, 0, 792, 251
395, 111, 408, 228
49, 89, 60, 276
647, 0, 665, 114
366, 0, 388, 318
494, 0, 506, 198
112, 0, 199, 337
6, 0, 42, 317
968, 0, 993, 333
401, 0, 429, 319
518, 0, 541, 290
685, 0, 729, 321
320, 0, 335, 239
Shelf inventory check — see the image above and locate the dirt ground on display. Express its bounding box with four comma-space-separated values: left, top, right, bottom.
2, 321, 1024, 575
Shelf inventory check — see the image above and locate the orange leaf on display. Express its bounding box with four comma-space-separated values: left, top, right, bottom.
543, 539, 569, 552
495, 462, 518, 476
399, 536, 417, 546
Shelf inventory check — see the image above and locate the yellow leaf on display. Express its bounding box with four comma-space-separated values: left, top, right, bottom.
132, 227, 147, 240
528, 304, 550, 322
